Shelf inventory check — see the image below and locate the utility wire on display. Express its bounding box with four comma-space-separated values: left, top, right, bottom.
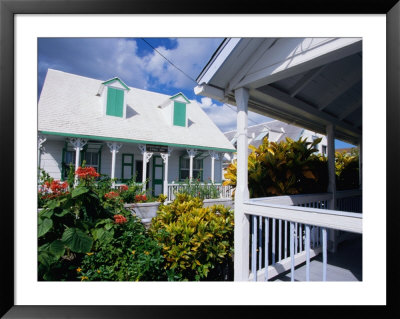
140, 38, 198, 85
141, 38, 260, 127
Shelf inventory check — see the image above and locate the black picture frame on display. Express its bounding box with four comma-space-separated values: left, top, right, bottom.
1, 0, 399, 317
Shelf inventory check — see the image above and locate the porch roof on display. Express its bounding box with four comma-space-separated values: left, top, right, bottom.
38, 69, 235, 153
195, 38, 362, 145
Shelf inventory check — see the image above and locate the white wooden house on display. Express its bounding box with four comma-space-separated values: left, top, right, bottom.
222, 120, 328, 175
38, 69, 235, 197
195, 37, 363, 281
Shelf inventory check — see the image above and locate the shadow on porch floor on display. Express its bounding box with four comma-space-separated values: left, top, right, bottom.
271, 234, 362, 282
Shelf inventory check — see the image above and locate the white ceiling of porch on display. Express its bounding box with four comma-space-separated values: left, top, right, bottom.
195, 38, 362, 145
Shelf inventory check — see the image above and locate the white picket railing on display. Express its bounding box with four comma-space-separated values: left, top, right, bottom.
241, 190, 362, 281
167, 183, 233, 201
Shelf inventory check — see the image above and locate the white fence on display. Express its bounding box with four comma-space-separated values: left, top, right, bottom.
167, 183, 233, 201
239, 190, 362, 281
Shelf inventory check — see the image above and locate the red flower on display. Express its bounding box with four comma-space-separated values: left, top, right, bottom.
119, 185, 129, 192
105, 191, 119, 200
75, 166, 100, 179
113, 214, 127, 224
135, 194, 147, 203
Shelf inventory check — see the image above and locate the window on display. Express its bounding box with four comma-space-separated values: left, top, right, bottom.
106, 87, 124, 117
179, 156, 203, 181
322, 145, 327, 155
121, 154, 134, 182
62, 150, 76, 179
173, 101, 186, 127
83, 151, 99, 171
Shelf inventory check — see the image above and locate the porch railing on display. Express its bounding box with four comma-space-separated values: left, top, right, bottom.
167, 183, 233, 201
239, 190, 362, 281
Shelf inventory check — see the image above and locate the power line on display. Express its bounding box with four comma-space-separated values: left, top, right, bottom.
140, 38, 198, 85
141, 38, 260, 127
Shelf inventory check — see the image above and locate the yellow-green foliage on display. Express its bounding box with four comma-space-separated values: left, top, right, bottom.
224, 137, 327, 197
148, 194, 234, 281
335, 148, 359, 190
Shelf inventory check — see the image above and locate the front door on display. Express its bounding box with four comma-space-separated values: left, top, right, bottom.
152, 155, 164, 196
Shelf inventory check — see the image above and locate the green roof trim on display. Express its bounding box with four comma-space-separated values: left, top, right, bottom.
169, 92, 190, 104
102, 78, 130, 91
39, 131, 235, 153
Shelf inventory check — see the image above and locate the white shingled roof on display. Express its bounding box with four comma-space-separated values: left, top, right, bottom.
38, 69, 235, 152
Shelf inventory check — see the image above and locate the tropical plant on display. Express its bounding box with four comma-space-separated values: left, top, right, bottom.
78, 214, 165, 281
223, 137, 327, 197
148, 194, 234, 281
335, 148, 359, 190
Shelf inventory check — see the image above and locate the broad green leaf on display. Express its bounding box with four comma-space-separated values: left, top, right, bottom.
46, 200, 61, 210
55, 209, 70, 217
38, 251, 57, 268
49, 240, 65, 259
39, 209, 54, 219
38, 218, 53, 237
71, 186, 89, 198
61, 227, 93, 253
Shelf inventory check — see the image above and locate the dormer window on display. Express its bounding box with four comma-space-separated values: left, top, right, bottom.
106, 87, 124, 117
159, 92, 190, 127
98, 77, 130, 119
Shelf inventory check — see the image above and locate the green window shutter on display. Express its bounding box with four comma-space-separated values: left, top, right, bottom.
106, 87, 124, 117
173, 102, 186, 127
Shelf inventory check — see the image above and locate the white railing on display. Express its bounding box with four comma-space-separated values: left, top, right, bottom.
240, 190, 362, 281
167, 183, 233, 201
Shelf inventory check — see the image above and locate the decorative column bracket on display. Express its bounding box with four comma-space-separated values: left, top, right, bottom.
107, 142, 122, 153
186, 148, 197, 157
38, 135, 47, 151
68, 137, 88, 150
160, 147, 173, 162
208, 150, 220, 160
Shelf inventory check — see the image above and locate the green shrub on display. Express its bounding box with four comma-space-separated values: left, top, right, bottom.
224, 137, 327, 197
38, 165, 165, 281
79, 214, 165, 281
148, 194, 234, 281
335, 149, 359, 190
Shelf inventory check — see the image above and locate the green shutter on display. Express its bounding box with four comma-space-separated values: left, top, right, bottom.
173, 102, 186, 127
106, 87, 124, 117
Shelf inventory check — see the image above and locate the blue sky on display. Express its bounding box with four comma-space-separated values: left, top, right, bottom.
38, 38, 354, 149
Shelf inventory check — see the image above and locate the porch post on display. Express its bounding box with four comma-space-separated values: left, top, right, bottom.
209, 151, 219, 183
68, 138, 87, 184
234, 87, 250, 281
107, 142, 122, 188
37, 135, 46, 179
160, 147, 173, 196
187, 149, 197, 181
326, 124, 337, 252
139, 144, 153, 192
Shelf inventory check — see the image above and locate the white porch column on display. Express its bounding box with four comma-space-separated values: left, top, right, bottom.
107, 142, 122, 187
37, 135, 46, 179
327, 124, 336, 209
139, 144, 153, 192
234, 87, 250, 281
208, 151, 219, 183
326, 124, 337, 252
186, 148, 197, 181
160, 147, 173, 196
68, 138, 88, 183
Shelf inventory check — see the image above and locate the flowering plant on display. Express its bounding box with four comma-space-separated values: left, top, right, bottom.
134, 194, 148, 203
75, 166, 100, 179
104, 191, 120, 200
113, 214, 127, 224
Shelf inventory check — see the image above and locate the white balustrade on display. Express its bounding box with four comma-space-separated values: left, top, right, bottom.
245, 190, 362, 282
